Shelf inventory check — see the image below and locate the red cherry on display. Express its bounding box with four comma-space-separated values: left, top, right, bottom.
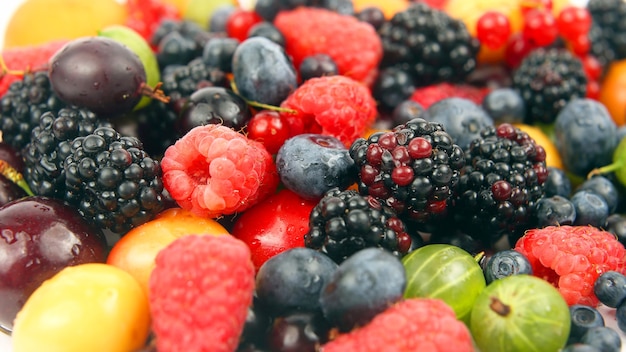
557, 6, 592, 41
246, 110, 292, 155
504, 33, 536, 69
226, 8, 263, 42
476, 11, 512, 49
523, 9, 558, 47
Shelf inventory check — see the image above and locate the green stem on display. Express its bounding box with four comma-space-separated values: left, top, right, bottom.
0, 160, 34, 196
587, 160, 623, 179
229, 80, 298, 114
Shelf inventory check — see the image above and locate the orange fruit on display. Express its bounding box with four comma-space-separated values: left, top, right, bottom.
444, 0, 569, 65
4, 0, 128, 49
599, 59, 626, 126
513, 123, 563, 170
352, 0, 410, 19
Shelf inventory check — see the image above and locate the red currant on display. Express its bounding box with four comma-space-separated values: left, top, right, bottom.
557, 6, 592, 41
567, 34, 591, 57
246, 110, 291, 155
504, 33, 536, 69
586, 80, 601, 100
523, 9, 558, 47
581, 55, 603, 81
476, 11, 512, 49
226, 8, 263, 42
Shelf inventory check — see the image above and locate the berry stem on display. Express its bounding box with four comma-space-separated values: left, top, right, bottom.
587, 161, 623, 179
489, 297, 511, 317
230, 79, 298, 114
0, 55, 26, 79
140, 82, 171, 104
0, 160, 34, 196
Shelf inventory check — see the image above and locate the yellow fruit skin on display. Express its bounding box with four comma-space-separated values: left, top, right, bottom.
600, 59, 626, 126
12, 263, 150, 352
4, 0, 128, 49
513, 123, 564, 170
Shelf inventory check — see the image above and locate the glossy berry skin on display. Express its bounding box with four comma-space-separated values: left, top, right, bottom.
246, 110, 291, 155
267, 311, 331, 352
202, 37, 239, 73
299, 54, 339, 82
248, 22, 286, 47
579, 327, 622, 352
226, 8, 264, 42
618, 302, 626, 333
391, 100, 427, 126
372, 67, 415, 114
606, 214, 626, 247
319, 247, 406, 332
481, 88, 526, 124
523, 9, 558, 47
557, 6, 592, 41
476, 11, 511, 49
255, 247, 338, 316
177, 86, 251, 134
276, 134, 357, 200
49, 37, 147, 117
355, 6, 385, 30
570, 190, 609, 228
231, 189, 318, 271
576, 176, 620, 214
238, 296, 273, 349
594, 271, 626, 308
544, 167, 572, 198
425, 97, 494, 150
483, 249, 533, 285
232, 37, 297, 106
568, 305, 605, 344
534, 195, 577, 227
0, 196, 107, 332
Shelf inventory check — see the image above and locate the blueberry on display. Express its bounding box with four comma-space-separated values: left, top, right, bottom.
617, 301, 626, 333
254, 0, 281, 21
178, 86, 251, 133
481, 88, 526, 124
554, 99, 618, 177
232, 37, 297, 106
157, 31, 197, 68
606, 214, 626, 247
391, 100, 427, 126
426, 97, 494, 150
355, 6, 386, 30
569, 304, 605, 344
202, 37, 239, 72
208, 5, 236, 32
534, 195, 577, 227
299, 54, 339, 82
561, 344, 602, 352
372, 67, 415, 114
594, 271, 626, 308
248, 22, 286, 47
576, 176, 620, 214
255, 247, 338, 316
483, 249, 533, 284
544, 167, 572, 198
570, 190, 609, 227
580, 327, 622, 352
319, 247, 406, 332
276, 134, 357, 200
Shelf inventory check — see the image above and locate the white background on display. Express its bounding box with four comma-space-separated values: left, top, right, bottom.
0, 0, 617, 352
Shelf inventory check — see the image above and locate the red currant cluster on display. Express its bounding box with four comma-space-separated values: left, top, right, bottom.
475, 1, 600, 98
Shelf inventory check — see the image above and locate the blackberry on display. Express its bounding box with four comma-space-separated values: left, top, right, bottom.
587, 0, 626, 61
588, 22, 616, 71
451, 123, 548, 244
377, 3, 480, 86
512, 48, 587, 124
63, 126, 166, 234
151, 19, 219, 68
22, 108, 110, 199
161, 58, 229, 104
349, 117, 465, 230
0, 71, 66, 150
135, 100, 180, 157
305, 188, 412, 263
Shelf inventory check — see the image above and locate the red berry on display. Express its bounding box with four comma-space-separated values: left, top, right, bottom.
557, 6, 592, 41
491, 180, 513, 201
581, 55, 603, 81
568, 34, 591, 57
125, 0, 180, 43
149, 235, 255, 352
586, 80, 601, 100
226, 8, 263, 42
476, 11, 512, 49
246, 110, 291, 155
409, 82, 490, 109
523, 9, 558, 47
515, 225, 626, 306
504, 33, 537, 69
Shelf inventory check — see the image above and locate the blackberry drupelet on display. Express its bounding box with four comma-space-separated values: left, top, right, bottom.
22, 107, 110, 199
0, 71, 66, 150
135, 100, 180, 157
377, 3, 480, 86
349, 117, 465, 230
305, 188, 412, 263
588, 22, 617, 71
512, 48, 587, 124
161, 58, 229, 105
63, 126, 166, 234
451, 123, 548, 245
587, 0, 626, 61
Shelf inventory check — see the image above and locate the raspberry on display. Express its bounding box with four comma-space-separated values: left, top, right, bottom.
515, 225, 626, 306
149, 235, 255, 352
274, 7, 382, 84
279, 75, 377, 147
0, 40, 69, 99
409, 82, 490, 109
161, 124, 279, 218
321, 298, 474, 352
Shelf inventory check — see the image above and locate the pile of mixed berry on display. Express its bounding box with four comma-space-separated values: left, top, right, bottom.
3, 0, 626, 351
